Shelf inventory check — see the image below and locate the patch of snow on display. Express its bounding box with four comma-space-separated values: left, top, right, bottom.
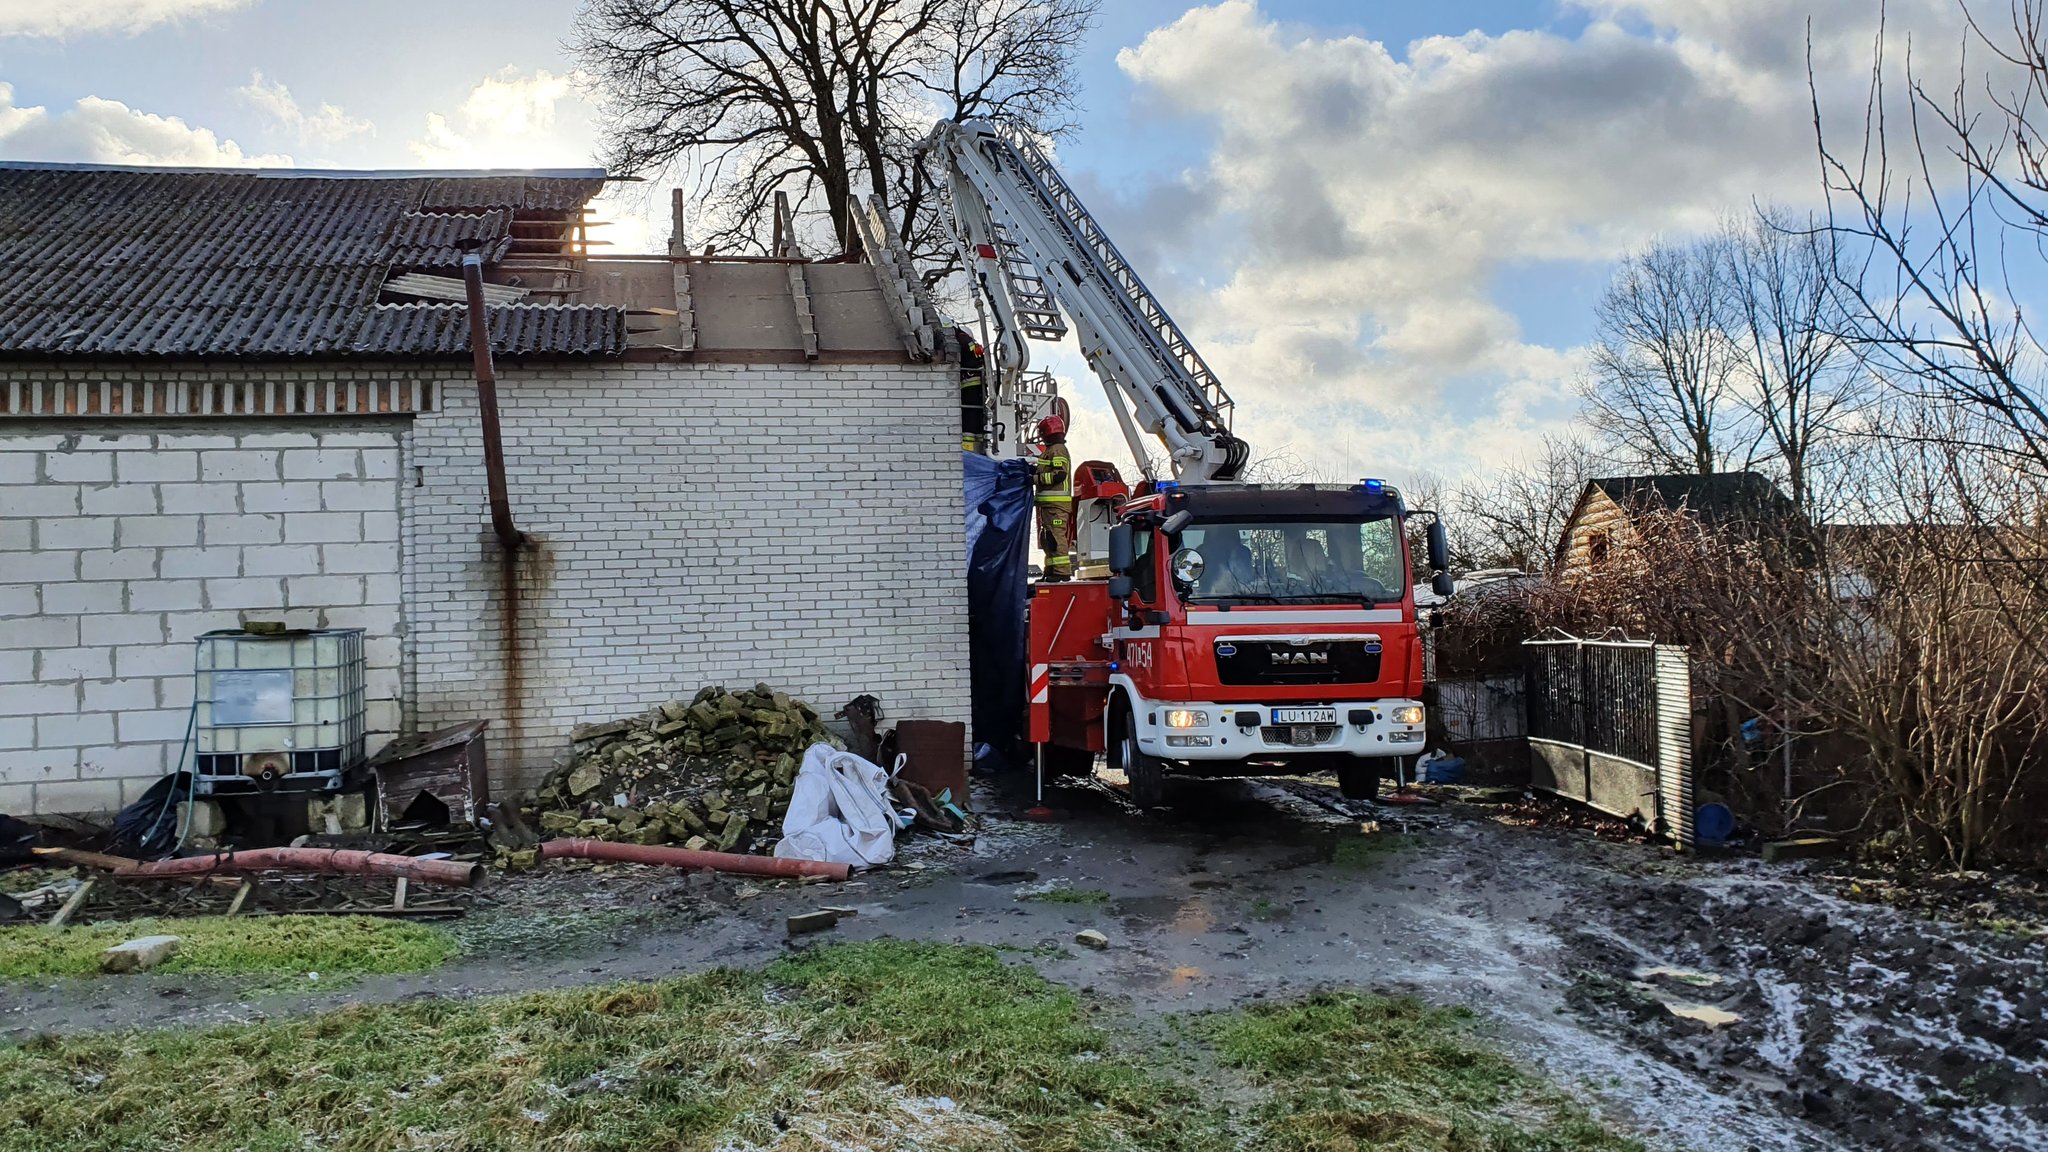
1754, 971, 1804, 1073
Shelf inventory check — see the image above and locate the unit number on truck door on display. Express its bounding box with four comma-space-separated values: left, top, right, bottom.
1124, 641, 1154, 671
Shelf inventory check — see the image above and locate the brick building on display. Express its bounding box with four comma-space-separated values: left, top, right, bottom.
0, 163, 968, 816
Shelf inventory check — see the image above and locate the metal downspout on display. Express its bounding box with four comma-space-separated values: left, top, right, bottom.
459, 244, 525, 552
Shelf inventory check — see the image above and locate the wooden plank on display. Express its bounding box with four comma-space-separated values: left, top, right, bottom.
47, 879, 94, 930
226, 880, 254, 917
392, 876, 409, 912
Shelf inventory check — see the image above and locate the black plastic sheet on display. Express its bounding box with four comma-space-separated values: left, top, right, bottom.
964, 452, 1035, 769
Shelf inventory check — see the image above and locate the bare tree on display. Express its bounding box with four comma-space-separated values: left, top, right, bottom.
1726, 208, 1868, 514
1815, 1, 2048, 476
1448, 434, 1603, 572
1814, 0, 2048, 603
573, 0, 1097, 269
1581, 236, 1750, 475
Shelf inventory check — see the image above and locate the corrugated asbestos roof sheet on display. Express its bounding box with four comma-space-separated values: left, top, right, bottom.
0, 164, 623, 358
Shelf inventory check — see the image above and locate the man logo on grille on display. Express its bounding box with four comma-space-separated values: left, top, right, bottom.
1270, 650, 1328, 665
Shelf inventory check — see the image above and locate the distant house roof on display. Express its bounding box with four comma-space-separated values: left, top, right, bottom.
1553, 471, 1811, 575
1584, 472, 1799, 525
0, 163, 626, 358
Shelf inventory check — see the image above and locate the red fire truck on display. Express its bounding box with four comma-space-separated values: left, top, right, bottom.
926, 119, 1453, 805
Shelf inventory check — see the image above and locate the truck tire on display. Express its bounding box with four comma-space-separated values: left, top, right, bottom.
1337, 761, 1382, 801
1111, 703, 1166, 808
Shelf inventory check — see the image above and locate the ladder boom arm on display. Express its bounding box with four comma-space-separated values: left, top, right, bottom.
928, 118, 1250, 481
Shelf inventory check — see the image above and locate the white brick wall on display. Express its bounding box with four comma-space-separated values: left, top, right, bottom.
407, 359, 970, 788
0, 421, 408, 815
2, 354, 968, 810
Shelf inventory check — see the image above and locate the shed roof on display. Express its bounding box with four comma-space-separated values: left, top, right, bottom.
1586, 472, 1798, 524
0, 163, 624, 358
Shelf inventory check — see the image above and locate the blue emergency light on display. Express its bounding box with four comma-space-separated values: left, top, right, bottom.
1363, 478, 1385, 492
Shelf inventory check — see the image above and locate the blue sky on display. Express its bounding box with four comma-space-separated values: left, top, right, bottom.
0, 0, 1977, 484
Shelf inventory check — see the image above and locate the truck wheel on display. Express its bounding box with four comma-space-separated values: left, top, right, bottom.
1337, 761, 1382, 801
1112, 704, 1166, 808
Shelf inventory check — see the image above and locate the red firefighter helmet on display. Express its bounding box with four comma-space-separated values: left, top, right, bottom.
1037, 414, 1066, 439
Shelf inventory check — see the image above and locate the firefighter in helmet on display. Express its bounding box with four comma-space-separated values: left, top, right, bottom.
957, 328, 987, 452
1034, 414, 1074, 581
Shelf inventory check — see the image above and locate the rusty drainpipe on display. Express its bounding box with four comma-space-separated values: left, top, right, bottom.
459, 239, 528, 769
459, 239, 524, 551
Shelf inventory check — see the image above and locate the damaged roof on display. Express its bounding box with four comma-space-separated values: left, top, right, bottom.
0, 163, 626, 358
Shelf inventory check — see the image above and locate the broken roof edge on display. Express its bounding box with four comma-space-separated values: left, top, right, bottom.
0, 160, 616, 181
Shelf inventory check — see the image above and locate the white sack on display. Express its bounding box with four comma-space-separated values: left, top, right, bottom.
773, 743, 897, 868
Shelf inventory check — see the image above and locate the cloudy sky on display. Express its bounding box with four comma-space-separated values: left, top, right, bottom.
0, 0, 1976, 487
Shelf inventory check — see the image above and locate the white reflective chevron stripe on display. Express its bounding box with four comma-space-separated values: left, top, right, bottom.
1029, 663, 1051, 704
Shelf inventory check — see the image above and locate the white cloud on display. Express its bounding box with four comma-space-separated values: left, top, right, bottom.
1096, 0, 1973, 483
0, 82, 290, 166
0, 0, 256, 38
237, 71, 371, 146
407, 67, 595, 167
405, 66, 651, 252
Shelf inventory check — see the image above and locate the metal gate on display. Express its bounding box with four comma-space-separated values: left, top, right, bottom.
1524, 637, 1694, 848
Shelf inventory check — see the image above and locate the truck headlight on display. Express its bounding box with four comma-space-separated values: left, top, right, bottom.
1391, 706, 1424, 726
1165, 709, 1208, 729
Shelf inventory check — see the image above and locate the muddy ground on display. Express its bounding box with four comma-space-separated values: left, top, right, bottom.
4, 773, 2042, 1152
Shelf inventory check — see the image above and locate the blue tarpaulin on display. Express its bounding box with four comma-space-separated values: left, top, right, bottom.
964, 452, 1035, 769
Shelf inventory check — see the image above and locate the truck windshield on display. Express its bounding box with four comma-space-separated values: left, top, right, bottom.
1181, 519, 1405, 604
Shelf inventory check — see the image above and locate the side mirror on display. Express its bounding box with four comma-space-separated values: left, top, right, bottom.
1108, 574, 1134, 600
1427, 520, 1450, 573
1432, 570, 1454, 598
1161, 509, 1192, 536
1108, 524, 1134, 575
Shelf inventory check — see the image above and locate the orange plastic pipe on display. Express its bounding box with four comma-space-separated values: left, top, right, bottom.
131, 848, 482, 887
538, 838, 851, 880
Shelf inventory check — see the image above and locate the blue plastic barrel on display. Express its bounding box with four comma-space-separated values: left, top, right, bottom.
1695, 802, 1735, 845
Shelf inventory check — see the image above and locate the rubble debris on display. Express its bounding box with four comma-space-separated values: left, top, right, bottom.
531, 685, 842, 855
538, 837, 852, 881
1074, 929, 1110, 950
837, 695, 884, 764
100, 934, 181, 974
1, 813, 40, 865
787, 910, 843, 935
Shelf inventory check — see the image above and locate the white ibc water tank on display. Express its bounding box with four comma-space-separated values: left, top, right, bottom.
192, 628, 366, 795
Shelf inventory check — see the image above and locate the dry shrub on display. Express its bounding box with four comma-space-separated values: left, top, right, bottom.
1526, 493, 2048, 869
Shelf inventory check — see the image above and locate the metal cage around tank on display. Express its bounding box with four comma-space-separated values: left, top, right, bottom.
192, 627, 366, 795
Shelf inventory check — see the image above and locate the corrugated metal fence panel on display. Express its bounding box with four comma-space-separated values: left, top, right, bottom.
1655, 644, 1695, 849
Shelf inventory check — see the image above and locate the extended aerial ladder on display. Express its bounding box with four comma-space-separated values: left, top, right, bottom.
923, 118, 1251, 483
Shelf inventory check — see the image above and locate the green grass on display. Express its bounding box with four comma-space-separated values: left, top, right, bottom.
1207, 991, 1642, 1151
1329, 832, 1416, 869
0, 916, 457, 980
0, 942, 1641, 1152
1018, 884, 1112, 905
